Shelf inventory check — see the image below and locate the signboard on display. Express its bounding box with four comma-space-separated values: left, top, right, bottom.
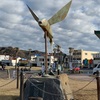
94, 30, 100, 39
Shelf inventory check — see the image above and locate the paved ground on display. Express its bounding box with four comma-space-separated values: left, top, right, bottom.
0, 66, 41, 79
68, 74, 96, 81
0, 66, 95, 80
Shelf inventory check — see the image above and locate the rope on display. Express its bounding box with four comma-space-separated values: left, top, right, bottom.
0, 78, 16, 88
27, 77, 95, 96
72, 77, 95, 94
27, 79, 61, 96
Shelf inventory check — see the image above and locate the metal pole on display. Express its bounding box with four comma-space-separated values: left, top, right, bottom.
96, 71, 100, 100
44, 31, 48, 74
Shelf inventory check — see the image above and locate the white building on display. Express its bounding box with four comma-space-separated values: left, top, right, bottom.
0, 55, 10, 61
11, 57, 21, 66
31, 55, 54, 66
0, 55, 12, 66
93, 53, 100, 66
0, 55, 21, 66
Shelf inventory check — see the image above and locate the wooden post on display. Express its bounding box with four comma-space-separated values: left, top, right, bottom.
16, 67, 19, 89
57, 69, 60, 75
44, 31, 48, 74
20, 70, 24, 100
96, 71, 100, 100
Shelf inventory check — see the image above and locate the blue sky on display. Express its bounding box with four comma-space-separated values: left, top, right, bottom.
0, 0, 100, 54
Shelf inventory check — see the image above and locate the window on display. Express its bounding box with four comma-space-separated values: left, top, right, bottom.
94, 58, 100, 60
39, 58, 44, 61
77, 58, 81, 60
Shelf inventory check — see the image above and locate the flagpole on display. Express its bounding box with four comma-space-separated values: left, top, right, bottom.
44, 31, 48, 74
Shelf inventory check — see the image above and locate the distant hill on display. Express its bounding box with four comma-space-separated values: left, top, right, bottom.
0, 46, 66, 62
0, 46, 45, 58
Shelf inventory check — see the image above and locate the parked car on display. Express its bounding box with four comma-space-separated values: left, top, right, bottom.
73, 67, 80, 71
93, 63, 100, 75
72, 67, 80, 73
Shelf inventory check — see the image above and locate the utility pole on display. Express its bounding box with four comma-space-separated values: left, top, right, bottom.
15, 47, 19, 69
69, 47, 74, 72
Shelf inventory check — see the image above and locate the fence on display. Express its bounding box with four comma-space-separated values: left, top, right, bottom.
0, 67, 99, 100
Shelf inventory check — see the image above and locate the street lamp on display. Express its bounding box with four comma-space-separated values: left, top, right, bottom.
55, 44, 61, 64
28, 49, 32, 69
74, 50, 78, 67
15, 47, 19, 69
69, 47, 74, 71
53, 48, 57, 61
69, 47, 74, 62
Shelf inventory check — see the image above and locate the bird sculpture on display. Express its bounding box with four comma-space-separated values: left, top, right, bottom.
26, 0, 72, 44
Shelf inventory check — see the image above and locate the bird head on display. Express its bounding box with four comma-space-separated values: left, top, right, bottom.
38, 19, 48, 27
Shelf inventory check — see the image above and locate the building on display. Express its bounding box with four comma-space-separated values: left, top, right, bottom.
0, 55, 22, 66
0, 55, 12, 66
0, 55, 9, 61
11, 57, 21, 66
93, 53, 100, 67
31, 55, 54, 67
72, 49, 98, 68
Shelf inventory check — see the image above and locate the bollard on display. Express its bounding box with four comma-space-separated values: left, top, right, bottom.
96, 71, 100, 100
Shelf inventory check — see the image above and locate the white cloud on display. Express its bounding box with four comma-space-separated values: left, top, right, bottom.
0, 0, 100, 54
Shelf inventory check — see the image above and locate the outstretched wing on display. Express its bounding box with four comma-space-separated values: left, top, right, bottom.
48, 0, 72, 25
26, 4, 39, 22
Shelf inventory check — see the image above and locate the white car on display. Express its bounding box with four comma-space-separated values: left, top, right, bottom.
93, 63, 100, 75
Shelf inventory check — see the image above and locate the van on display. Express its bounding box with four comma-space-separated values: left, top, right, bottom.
93, 63, 100, 75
